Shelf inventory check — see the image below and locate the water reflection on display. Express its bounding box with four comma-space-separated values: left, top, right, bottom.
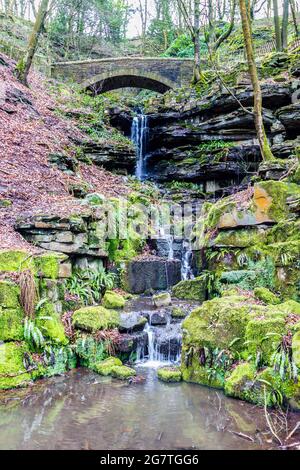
0, 368, 290, 450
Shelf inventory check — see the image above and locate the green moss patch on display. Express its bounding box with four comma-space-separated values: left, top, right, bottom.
111, 365, 136, 380
72, 306, 120, 332
172, 278, 206, 301
157, 366, 182, 383
254, 287, 280, 305
0, 342, 31, 390
93, 357, 123, 376
102, 290, 125, 309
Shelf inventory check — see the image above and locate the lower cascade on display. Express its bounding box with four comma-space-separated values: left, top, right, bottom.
136, 314, 183, 366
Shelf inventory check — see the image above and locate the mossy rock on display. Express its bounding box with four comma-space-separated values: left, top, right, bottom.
0, 342, 31, 390
0, 250, 34, 273
72, 306, 120, 332
181, 346, 228, 389
157, 366, 182, 383
224, 363, 256, 401
0, 307, 24, 341
254, 287, 280, 305
172, 277, 206, 302
111, 365, 136, 380
292, 331, 300, 369
34, 252, 69, 280
0, 281, 20, 308
93, 357, 123, 376
153, 292, 171, 307
36, 302, 68, 345
102, 290, 125, 309
171, 307, 186, 319
245, 316, 286, 365
182, 295, 254, 352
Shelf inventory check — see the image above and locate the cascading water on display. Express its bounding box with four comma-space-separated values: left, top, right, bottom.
131, 113, 149, 180
136, 313, 182, 367
181, 242, 194, 280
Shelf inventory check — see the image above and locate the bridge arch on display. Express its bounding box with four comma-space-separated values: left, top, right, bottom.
81, 69, 177, 94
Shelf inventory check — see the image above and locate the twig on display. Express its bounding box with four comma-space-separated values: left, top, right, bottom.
229, 430, 255, 442
263, 386, 283, 446
286, 422, 300, 441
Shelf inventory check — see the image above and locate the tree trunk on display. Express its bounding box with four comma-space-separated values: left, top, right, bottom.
214, 0, 237, 51
193, 0, 201, 83
281, 0, 289, 49
273, 0, 282, 51
239, 0, 275, 161
16, 0, 50, 86
290, 0, 299, 37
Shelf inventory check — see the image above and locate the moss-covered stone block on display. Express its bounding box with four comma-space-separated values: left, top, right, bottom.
111, 365, 136, 380
254, 287, 280, 305
0, 307, 24, 341
0, 281, 20, 308
172, 277, 206, 301
0, 342, 31, 390
93, 357, 122, 376
0, 250, 34, 272
102, 290, 125, 309
72, 306, 120, 332
157, 366, 182, 382
36, 302, 68, 345
34, 252, 69, 279
245, 316, 286, 365
224, 363, 256, 400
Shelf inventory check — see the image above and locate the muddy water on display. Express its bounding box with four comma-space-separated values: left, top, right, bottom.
0, 367, 289, 450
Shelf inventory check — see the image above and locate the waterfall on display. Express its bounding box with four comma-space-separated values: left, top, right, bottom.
137, 318, 182, 367
181, 242, 194, 281
131, 113, 149, 180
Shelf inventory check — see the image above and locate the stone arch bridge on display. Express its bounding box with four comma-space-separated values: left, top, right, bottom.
51, 57, 194, 94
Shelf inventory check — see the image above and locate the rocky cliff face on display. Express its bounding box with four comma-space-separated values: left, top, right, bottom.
110, 82, 299, 193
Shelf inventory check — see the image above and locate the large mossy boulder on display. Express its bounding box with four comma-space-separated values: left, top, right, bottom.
181, 294, 300, 406
182, 295, 253, 352
0, 342, 31, 390
172, 277, 206, 301
102, 290, 125, 309
72, 306, 120, 332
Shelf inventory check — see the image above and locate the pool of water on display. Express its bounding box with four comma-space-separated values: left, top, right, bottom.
0, 366, 291, 450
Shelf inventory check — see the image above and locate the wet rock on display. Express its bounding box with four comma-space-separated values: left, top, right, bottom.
151, 323, 182, 360
123, 259, 181, 294
117, 331, 148, 354
271, 138, 300, 159
276, 103, 300, 136
149, 310, 168, 325
83, 142, 136, 173
119, 312, 148, 332
152, 292, 171, 308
